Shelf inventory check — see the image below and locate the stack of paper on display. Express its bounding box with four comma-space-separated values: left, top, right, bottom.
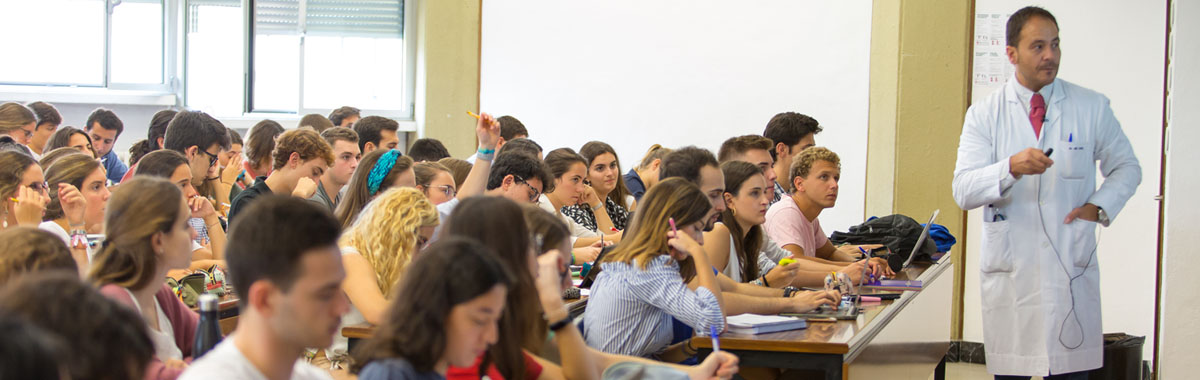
725, 313, 807, 335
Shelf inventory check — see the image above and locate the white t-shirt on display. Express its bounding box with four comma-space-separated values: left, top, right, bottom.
122, 288, 183, 362
328, 247, 367, 358
179, 338, 332, 380
536, 194, 589, 245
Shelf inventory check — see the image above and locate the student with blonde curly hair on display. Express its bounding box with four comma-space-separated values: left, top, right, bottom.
330, 187, 439, 365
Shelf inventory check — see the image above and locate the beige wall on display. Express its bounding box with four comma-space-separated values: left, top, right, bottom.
414, 0, 480, 156
867, 0, 973, 339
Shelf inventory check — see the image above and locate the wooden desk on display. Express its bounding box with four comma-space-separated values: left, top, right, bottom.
343, 296, 589, 352
190, 293, 240, 335
693, 254, 954, 380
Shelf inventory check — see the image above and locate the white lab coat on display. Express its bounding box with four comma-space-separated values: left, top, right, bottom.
952, 77, 1141, 376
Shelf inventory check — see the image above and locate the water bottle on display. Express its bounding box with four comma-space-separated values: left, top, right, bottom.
193, 293, 223, 358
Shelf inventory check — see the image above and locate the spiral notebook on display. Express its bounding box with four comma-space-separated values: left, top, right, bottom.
725, 313, 807, 335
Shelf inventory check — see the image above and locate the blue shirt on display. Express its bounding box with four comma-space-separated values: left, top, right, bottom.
623, 169, 646, 201
100, 150, 129, 184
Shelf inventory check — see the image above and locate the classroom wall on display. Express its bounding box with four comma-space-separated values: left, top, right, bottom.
1157, 1, 1200, 376
479, 1, 874, 232
962, 0, 1167, 363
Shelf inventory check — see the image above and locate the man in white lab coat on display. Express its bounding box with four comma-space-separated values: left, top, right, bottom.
952, 6, 1142, 380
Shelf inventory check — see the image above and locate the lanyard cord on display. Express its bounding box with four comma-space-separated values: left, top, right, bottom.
1036, 173, 1101, 350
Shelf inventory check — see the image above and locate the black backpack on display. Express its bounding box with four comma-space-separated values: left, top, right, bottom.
829, 214, 937, 271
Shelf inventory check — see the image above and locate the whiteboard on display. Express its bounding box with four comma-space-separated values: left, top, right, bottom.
480, 1, 874, 232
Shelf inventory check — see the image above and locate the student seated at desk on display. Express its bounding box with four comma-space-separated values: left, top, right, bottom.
523, 205, 741, 380
497, 137, 544, 160
0, 271, 155, 380
40, 153, 108, 272
584, 178, 726, 359
539, 148, 609, 261
413, 161, 457, 206
45, 126, 96, 157
127, 109, 177, 167
91, 177, 200, 380
0, 227, 76, 285
351, 237, 514, 380
408, 138, 452, 162
331, 188, 438, 365
561, 141, 634, 235
309, 127, 360, 212
334, 149, 414, 228
25, 101, 62, 158
227, 119, 283, 200
658, 147, 841, 319
136, 150, 226, 270
228, 129, 334, 224
181, 196, 346, 380
1, 150, 49, 232
623, 144, 672, 202
763, 147, 892, 280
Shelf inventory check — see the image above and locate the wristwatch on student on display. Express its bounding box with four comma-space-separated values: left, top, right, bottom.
782, 286, 800, 298
1096, 205, 1110, 227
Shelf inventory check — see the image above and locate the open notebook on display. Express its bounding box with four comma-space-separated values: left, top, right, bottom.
726, 313, 807, 335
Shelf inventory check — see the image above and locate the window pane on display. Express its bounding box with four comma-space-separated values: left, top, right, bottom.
303, 36, 404, 110
302, 0, 405, 110
0, 0, 104, 86
111, 0, 164, 84
186, 2, 244, 116
252, 0, 299, 112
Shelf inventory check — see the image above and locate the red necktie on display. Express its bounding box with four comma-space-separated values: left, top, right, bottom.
1030, 93, 1046, 139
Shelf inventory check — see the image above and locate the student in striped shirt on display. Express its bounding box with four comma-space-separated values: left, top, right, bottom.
584, 178, 726, 358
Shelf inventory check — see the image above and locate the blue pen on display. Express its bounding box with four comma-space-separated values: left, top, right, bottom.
1069, 133, 1073, 143
710, 325, 721, 351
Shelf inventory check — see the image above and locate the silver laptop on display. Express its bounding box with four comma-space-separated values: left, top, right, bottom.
901, 209, 940, 268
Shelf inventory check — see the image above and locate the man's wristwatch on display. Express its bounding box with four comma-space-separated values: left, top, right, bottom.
1096, 206, 1110, 227
782, 286, 800, 298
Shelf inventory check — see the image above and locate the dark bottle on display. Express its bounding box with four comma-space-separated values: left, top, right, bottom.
193, 293, 224, 358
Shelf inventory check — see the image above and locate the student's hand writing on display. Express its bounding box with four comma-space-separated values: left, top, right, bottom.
867, 257, 894, 277
292, 177, 318, 198
1009, 147, 1054, 178
764, 261, 800, 288
689, 350, 739, 380
666, 230, 703, 262
838, 260, 868, 284
220, 154, 243, 185
573, 246, 601, 265
13, 186, 49, 227
57, 183, 87, 227
789, 289, 840, 313
475, 112, 501, 151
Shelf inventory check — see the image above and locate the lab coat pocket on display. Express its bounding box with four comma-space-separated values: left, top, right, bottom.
1058, 139, 1093, 180
980, 221, 1014, 273
1068, 219, 1098, 268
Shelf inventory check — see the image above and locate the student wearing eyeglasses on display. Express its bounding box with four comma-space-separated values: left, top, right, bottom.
413, 162, 458, 205
0, 151, 50, 231
160, 111, 232, 192
0, 102, 36, 149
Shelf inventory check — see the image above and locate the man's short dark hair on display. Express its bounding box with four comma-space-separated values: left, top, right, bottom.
1006, 6, 1058, 48
762, 112, 823, 161
328, 106, 361, 127
0, 272, 153, 380
85, 108, 124, 136
26, 101, 61, 127
497, 138, 542, 158
486, 151, 554, 193
659, 146, 719, 185
162, 110, 232, 153
497, 115, 528, 141
226, 196, 342, 308
408, 138, 451, 162
148, 110, 178, 150
353, 116, 399, 152
717, 135, 773, 163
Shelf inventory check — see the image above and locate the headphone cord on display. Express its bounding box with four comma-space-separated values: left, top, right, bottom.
1035, 172, 1101, 350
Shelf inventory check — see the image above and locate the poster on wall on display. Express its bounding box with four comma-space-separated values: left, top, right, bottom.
971, 13, 1014, 104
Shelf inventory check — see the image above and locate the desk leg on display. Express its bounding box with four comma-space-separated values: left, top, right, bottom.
934, 356, 946, 380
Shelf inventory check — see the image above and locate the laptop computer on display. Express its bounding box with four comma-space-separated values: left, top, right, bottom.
900, 209, 940, 269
